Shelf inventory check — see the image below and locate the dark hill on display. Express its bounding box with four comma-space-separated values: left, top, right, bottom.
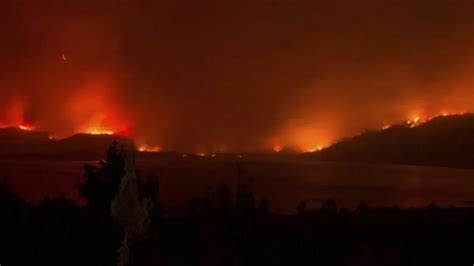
309, 113, 474, 168
53, 134, 128, 160
2, 114, 474, 166
0, 129, 127, 160
0, 127, 52, 159
0, 127, 50, 143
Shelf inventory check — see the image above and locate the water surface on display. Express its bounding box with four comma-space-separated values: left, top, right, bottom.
1, 157, 474, 213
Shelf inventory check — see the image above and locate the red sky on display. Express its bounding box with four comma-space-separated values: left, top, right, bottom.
1, 0, 473, 152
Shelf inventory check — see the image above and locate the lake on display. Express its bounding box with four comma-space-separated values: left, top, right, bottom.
1, 157, 474, 213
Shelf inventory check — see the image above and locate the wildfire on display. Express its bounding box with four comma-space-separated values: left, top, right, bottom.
85, 127, 115, 135
0, 120, 36, 131
381, 124, 391, 130
18, 124, 35, 131
301, 110, 473, 153
0, 94, 473, 154
377, 110, 472, 131
67, 79, 133, 137
137, 144, 161, 152
411, 116, 420, 123
0, 123, 35, 131
77, 114, 132, 136
0, 99, 37, 131
273, 145, 282, 152
405, 112, 423, 127
404, 110, 470, 128
306, 145, 325, 152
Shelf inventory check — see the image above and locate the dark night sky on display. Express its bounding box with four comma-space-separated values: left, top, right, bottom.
0, 0, 473, 152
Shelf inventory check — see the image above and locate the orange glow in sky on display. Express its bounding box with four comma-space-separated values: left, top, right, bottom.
1, 1, 474, 153
77, 114, 131, 136
1, 104, 472, 154
0, 99, 37, 131
66, 78, 133, 137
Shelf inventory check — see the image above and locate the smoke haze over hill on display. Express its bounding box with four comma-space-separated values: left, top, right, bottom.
1, 0, 474, 152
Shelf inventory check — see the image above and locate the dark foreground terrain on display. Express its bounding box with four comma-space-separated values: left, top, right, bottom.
2, 182, 474, 266
1, 143, 474, 266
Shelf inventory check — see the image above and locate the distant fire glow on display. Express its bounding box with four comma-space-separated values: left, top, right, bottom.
1, 103, 473, 153
78, 115, 130, 136
402, 110, 470, 129
273, 145, 282, 153
406, 114, 422, 128
0, 84, 473, 153
306, 145, 325, 153
1, 1, 474, 153
86, 128, 115, 135
0, 123, 36, 131
138, 144, 161, 152
0, 100, 37, 131
67, 82, 133, 137
18, 124, 35, 131
78, 118, 131, 136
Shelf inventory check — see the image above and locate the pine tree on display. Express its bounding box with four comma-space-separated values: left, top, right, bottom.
111, 142, 150, 266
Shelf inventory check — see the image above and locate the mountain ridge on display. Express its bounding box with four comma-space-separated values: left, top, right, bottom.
308, 113, 474, 168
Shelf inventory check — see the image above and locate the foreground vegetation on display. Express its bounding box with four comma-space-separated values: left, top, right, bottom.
1, 142, 474, 266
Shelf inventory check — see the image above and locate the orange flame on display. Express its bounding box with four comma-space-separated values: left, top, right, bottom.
0, 99, 36, 131
305, 145, 325, 152
138, 144, 161, 152
85, 128, 115, 135
18, 123, 35, 131
67, 79, 133, 137
273, 144, 282, 152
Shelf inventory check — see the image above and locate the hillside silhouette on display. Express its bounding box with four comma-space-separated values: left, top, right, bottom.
0, 129, 127, 160
2, 113, 474, 166
310, 114, 474, 168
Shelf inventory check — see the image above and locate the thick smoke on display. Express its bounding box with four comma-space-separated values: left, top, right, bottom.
1, 0, 473, 152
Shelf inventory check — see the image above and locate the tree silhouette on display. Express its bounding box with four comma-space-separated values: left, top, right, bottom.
235, 162, 256, 212
78, 140, 125, 216
111, 142, 150, 266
